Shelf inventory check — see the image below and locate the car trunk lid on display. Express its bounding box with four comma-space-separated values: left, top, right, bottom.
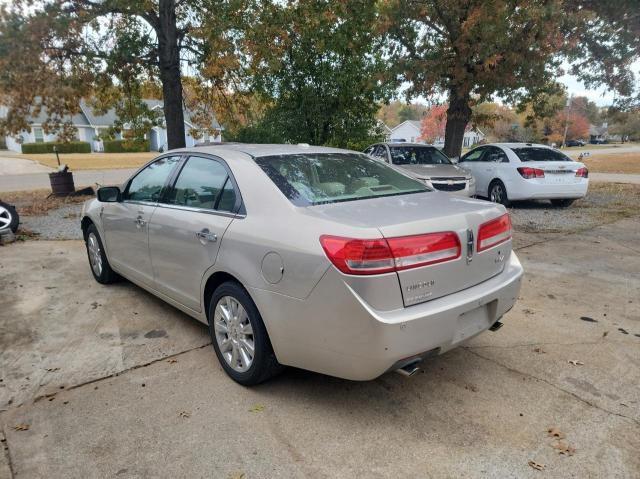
306, 192, 512, 306
535, 161, 585, 185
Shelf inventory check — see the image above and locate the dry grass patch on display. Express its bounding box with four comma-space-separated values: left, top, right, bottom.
0, 189, 93, 216
582, 152, 640, 174
14, 152, 155, 170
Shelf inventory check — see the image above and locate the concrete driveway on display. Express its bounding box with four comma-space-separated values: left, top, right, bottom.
0, 157, 52, 176
1, 219, 639, 478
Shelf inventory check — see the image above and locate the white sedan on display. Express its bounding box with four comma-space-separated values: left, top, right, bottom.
457, 143, 589, 207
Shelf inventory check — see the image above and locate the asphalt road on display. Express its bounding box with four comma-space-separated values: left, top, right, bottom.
1, 217, 638, 478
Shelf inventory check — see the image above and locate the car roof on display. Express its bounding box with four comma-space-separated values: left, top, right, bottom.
171, 143, 352, 159
381, 142, 438, 147
484, 143, 553, 149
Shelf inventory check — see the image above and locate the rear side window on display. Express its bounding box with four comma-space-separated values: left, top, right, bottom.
166, 156, 234, 211
255, 153, 428, 206
126, 156, 181, 202
512, 147, 572, 162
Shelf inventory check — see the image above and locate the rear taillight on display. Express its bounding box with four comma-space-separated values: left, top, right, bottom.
477, 213, 512, 252
517, 167, 545, 179
576, 167, 588, 178
320, 232, 461, 275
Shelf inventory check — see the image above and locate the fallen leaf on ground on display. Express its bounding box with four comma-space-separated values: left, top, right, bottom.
178, 411, 191, 418
45, 367, 60, 372
13, 424, 29, 431
228, 473, 245, 479
553, 441, 576, 456
528, 460, 545, 471
249, 404, 265, 413
602, 331, 609, 337
167, 358, 178, 364
533, 347, 546, 354
579, 316, 597, 323
568, 360, 584, 366
465, 384, 478, 392
547, 427, 566, 439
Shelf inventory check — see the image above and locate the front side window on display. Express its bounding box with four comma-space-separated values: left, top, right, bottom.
125, 156, 181, 202
255, 153, 429, 206
461, 148, 485, 162
389, 146, 452, 165
512, 147, 572, 162
166, 156, 233, 210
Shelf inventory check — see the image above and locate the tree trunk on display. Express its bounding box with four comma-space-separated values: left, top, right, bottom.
443, 87, 473, 159
157, 0, 185, 150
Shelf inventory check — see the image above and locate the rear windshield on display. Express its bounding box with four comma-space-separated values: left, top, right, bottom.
255, 153, 429, 206
512, 147, 572, 162
389, 146, 452, 165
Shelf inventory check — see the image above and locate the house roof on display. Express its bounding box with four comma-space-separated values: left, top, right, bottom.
26, 105, 92, 127
390, 120, 422, 132
17, 98, 221, 130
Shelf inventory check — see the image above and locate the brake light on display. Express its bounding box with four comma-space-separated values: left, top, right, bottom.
320, 232, 461, 275
477, 213, 512, 252
517, 167, 545, 179
575, 167, 588, 178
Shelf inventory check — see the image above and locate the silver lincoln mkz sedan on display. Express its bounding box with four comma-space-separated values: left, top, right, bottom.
81, 144, 523, 385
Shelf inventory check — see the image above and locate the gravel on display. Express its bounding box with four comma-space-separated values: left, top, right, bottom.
20, 203, 83, 240
509, 184, 640, 233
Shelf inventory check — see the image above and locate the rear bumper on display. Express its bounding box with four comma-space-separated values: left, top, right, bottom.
251, 252, 523, 381
506, 178, 588, 200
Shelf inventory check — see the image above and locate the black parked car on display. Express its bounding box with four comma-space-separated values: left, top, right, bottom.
565, 139, 586, 147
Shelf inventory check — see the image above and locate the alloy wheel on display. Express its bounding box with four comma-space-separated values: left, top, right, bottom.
213, 296, 255, 372
87, 233, 103, 277
0, 205, 12, 231
490, 184, 505, 204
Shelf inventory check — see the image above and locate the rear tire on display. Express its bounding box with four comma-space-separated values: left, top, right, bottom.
0, 201, 19, 233
208, 281, 284, 386
488, 180, 510, 207
85, 224, 119, 284
551, 199, 575, 208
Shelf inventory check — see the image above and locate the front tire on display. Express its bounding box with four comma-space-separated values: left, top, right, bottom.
0, 201, 19, 233
489, 180, 510, 207
208, 281, 283, 386
85, 224, 118, 284
551, 199, 575, 208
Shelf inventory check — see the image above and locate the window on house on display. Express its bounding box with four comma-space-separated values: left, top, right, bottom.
33, 128, 44, 143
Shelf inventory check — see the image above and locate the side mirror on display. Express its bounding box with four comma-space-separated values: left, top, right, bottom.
97, 186, 121, 203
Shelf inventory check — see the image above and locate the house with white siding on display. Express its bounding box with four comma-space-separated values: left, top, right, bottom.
390, 120, 485, 148
1, 100, 222, 152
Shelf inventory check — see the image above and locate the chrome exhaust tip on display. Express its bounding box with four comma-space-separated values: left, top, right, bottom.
395, 361, 421, 377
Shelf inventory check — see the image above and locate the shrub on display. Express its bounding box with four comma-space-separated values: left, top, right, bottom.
21, 141, 91, 154
103, 139, 149, 153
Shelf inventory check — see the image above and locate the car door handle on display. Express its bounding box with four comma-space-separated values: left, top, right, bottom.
196, 229, 217, 243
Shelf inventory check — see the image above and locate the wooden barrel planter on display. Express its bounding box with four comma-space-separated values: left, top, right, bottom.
49, 171, 75, 196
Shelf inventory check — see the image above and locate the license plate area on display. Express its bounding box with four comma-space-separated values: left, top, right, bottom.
453, 300, 497, 344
